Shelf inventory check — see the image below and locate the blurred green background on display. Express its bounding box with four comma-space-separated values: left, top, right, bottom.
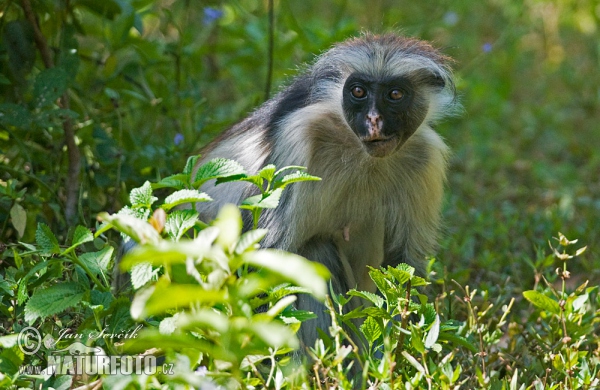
1, 0, 599, 291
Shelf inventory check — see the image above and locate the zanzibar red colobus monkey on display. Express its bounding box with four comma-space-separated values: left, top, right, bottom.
196, 33, 457, 347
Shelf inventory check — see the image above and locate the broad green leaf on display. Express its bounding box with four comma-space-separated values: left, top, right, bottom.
360, 316, 382, 344
130, 282, 227, 319
424, 314, 440, 349
523, 290, 561, 315
258, 164, 276, 182
24, 283, 85, 323
249, 321, 299, 349
98, 212, 160, 245
73, 0, 122, 19
119, 228, 219, 270
193, 158, 247, 187
9, 203, 26, 238
35, 223, 60, 256
72, 225, 94, 247
240, 188, 283, 210
242, 249, 329, 300
387, 266, 413, 285
0, 103, 32, 128
33, 67, 69, 108
212, 204, 242, 249
129, 181, 157, 208
152, 174, 189, 190
234, 229, 268, 255
438, 333, 478, 353
78, 246, 113, 276
165, 209, 199, 241
273, 170, 321, 190
130, 262, 155, 290
410, 276, 429, 287
162, 189, 212, 211
347, 290, 384, 308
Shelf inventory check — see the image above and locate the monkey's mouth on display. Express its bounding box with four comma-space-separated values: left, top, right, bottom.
362, 136, 400, 158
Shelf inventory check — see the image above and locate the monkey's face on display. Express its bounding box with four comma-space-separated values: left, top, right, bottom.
341, 73, 429, 158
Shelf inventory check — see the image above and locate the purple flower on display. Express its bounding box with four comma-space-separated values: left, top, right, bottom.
203, 7, 223, 24
482, 43, 493, 53
174, 133, 184, 146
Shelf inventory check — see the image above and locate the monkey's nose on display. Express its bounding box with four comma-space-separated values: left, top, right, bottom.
366, 113, 383, 136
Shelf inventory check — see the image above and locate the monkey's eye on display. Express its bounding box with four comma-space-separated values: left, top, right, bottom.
389, 89, 404, 100
351, 86, 366, 99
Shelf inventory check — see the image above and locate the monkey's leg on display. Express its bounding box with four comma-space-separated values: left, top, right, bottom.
295, 236, 359, 351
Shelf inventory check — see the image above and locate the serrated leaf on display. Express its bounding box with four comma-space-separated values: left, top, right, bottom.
240, 188, 283, 210
78, 246, 113, 276
523, 290, 561, 315
33, 67, 69, 108
242, 249, 330, 300
71, 225, 94, 247
410, 276, 429, 287
129, 181, 157, 207
183, 155, 201, 175
273, 170, 321, 190
193, 158, 247, 187
130, 262, 155, 290
347, 290, 384, 308
10, 203, 26, 238
152, 174, 189, 190
165, 209, 199, 241
360, 316, 382, 344
387, 266, 413, 285
98, 212, 160, 245
162, 189, 212, 211
35, 223, 60, 256
258, 164, 276, 182
234, 229, 268, 255
24, 283, 85, 323
424, 315, 440, 348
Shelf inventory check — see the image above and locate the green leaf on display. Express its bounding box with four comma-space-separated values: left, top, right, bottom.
162, 189, 212, 211
523, 290, 561, 315
35, 223, 60, 256
192, 158, 247, 187
78, 246, 113, 276
249, 321, 299, 349
98, 212, 160, 245
387, 265, 413, 285
234, 229, 268, 255
258, 164, 277, 182
273, 170, 321, 190
62, 225, 95, 254
360, 316, 382, 344
73, 0, 122, 19
212, 204, 242, 249
347, 290, 384, 308
9, 203, 26, 239
24, 283, 85, 323
130, 262, 155, 290
242, 249, 330, 300
183, 155, 201, 175
152, 174, 189, 190
410, 276, 429, 287
165, 209, 199, 241
33, 68, 69, 108
424, 315, 440, 349
402, 351, 425, 374
240, 188, 283, 210
131, 282, 227, 319
129, 181, 157, 208
0, 103, 32, 128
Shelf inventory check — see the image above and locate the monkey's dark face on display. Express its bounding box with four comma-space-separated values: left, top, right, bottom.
341, 73, 429, 158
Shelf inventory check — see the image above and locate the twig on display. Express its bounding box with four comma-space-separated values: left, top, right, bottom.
394, 279, 412, 365
20, 0, 81, 225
